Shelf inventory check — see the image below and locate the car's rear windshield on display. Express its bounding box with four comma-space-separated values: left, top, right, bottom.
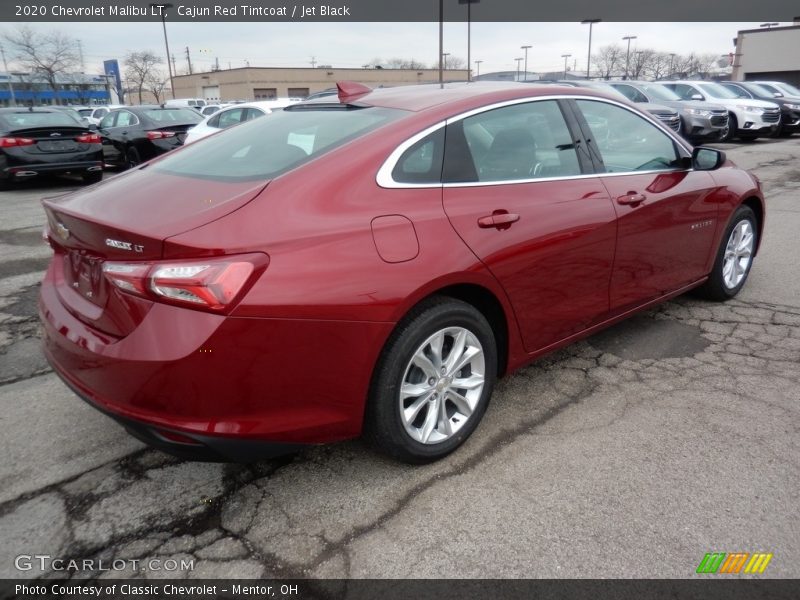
0, 111, 85, 130
152, 105, 405, 182
143, 108, 203, 123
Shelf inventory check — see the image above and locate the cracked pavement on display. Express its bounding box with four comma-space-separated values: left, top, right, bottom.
1, 139, 799, 580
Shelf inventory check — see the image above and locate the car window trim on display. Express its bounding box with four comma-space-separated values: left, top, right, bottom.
376, 94, 692, 189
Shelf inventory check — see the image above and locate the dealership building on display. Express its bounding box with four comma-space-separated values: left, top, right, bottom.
172, 66, 470, 102
731, 21, 800, 86
0, 71, 113, 106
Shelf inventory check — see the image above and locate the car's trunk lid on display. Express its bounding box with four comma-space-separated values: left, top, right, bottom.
43, 170, 269, 337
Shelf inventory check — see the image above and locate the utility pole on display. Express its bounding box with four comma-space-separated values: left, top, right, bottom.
0, 43, 16, 106
171, 54, 177, 76
581, 19, 601, 80
215, 57, 220, 71
561, 53, 572, 79
309, 56, 317, 68
515, 57, 523, 81
474, 59, 483, 78
77, 39, 85, 70
150, 3, 175, 98
438, 0, 443, 88
521, 45, 532, 81
458, 0, 480, 82
443, 52, 450, 71
622, 35, 637, 80
185, 46, 193, 74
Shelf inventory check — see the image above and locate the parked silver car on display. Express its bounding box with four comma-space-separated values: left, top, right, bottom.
610, 81, 728, 142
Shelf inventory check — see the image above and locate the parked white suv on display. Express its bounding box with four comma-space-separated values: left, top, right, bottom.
658, 81, 780, 141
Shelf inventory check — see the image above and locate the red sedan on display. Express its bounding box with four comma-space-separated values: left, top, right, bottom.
39, 82, 764, 463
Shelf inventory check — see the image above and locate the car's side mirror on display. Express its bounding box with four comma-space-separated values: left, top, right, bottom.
773, 92, 784, 98
691, 94, 704, 101
693, 147, 726, 171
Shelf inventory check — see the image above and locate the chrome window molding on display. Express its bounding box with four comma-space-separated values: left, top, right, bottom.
375, 94, 693, 190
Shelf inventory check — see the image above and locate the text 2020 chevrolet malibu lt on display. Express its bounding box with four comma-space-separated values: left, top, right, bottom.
40, 82, 765, 463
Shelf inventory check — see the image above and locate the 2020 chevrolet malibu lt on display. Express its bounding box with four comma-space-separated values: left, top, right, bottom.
39, 82, 765, 463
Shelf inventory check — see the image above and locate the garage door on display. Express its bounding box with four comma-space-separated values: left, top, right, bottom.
202, 85, 220, 102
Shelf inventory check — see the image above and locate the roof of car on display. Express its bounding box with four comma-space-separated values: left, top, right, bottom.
300, 81, 615, 113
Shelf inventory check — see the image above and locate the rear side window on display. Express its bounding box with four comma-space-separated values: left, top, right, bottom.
575, 99, 681, 173
115, 111, 139, 127
443, 100, 582, 183
391, 128, 444, 184
153, 106, 404, 182
0, 111, 84, 129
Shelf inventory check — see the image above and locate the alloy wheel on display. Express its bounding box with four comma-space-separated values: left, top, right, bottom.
722, 220, 754, 289
399, 327, 485, 445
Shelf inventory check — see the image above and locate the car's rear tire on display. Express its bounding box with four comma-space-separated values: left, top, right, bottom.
126, 147, 142, 169
364, 297, 497, 464
694, 205, 757, 301
82, 171, 103, 185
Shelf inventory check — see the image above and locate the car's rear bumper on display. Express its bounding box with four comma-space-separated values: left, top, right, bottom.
2, 159, 103, 180
39, 260, 394, 457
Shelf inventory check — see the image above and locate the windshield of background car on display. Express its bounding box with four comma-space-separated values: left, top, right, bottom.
152, 106, 405, 181
77, 109, 93, 117
0, 111, 85, 130
697, 83, 740, 100
143, 108, 203, 124
641, 84, 681, 102
776, 82, 800, 96
746, 83, 780, 97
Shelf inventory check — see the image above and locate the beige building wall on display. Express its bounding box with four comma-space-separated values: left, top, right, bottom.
732, 25, 800, 84
171, 67, 470, 102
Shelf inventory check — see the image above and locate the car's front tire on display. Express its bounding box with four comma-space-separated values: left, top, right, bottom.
126, 147, 142, 169
82, 171, 103, 185
694, 205, 758, 301
364, 297, 497, 464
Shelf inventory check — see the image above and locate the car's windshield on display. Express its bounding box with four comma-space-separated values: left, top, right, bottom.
640, 84, 681, 102
776, 82, 800, 96
77, 109, 93, 117
153, 105, 405, 182
747, 83, 780, 97
696, 83, 740, 99
0, 111, 85, 129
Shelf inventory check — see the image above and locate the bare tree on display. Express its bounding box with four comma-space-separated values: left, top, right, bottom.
644, 52, 671, 81
592, 44, 624, 80
383, 57, 428, 69
431, 55, 466, 70
2, 25, 80, 105
124, 51, 163, 104
145, 71, 169, 104
629, 48, 657, 80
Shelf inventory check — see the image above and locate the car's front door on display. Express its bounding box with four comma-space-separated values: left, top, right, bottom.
571, 99, 719, 313
441, 99, 618, 353
97, 111, 122, 164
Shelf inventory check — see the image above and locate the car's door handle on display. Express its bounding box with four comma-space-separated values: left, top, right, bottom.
477, 212, 520, 230
616, 192, 646, 206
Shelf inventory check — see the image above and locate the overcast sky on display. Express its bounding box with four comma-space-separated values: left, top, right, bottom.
2, 21, 791, 76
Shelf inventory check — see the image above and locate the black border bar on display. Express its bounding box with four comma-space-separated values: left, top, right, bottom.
2, 0, 800, 22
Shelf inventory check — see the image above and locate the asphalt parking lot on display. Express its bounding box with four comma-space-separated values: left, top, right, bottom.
1, 137, 799, 580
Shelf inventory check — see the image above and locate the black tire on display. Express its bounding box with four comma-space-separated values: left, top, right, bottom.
738, 134, 759, 143
81, 171, 103, 185
364, 297, 498, 464
0, 178, 11, 191
125, 147, 142, 169
694, 205, 758, 301
720, 114, 737, 142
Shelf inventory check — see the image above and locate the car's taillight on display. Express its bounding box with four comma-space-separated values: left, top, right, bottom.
102, 254, 267, 312
0, 137, 35, 148
75, 133, 101, 143
146, 131, 176, 140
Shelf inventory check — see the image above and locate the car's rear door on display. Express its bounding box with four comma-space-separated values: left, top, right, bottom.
441, 98, 617, 353
570, 98, 719, 314
97, 111, 123, 164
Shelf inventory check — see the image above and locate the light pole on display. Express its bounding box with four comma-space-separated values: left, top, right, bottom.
438, 0, 443, 87
521, 45, 531, 81
459, 0, 480, 82
581, 19, 601, 80
150, 3, 175, 98
474, 59, 483, 78
622, 35, 637, 80
669, 53, 676, 78
515, 57, 523, 82
561, 54, 572, 79
442, 52, 450, 71
759, 22, 779, 29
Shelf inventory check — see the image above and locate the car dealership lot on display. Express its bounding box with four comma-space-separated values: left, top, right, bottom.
1, 138, 799, 579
